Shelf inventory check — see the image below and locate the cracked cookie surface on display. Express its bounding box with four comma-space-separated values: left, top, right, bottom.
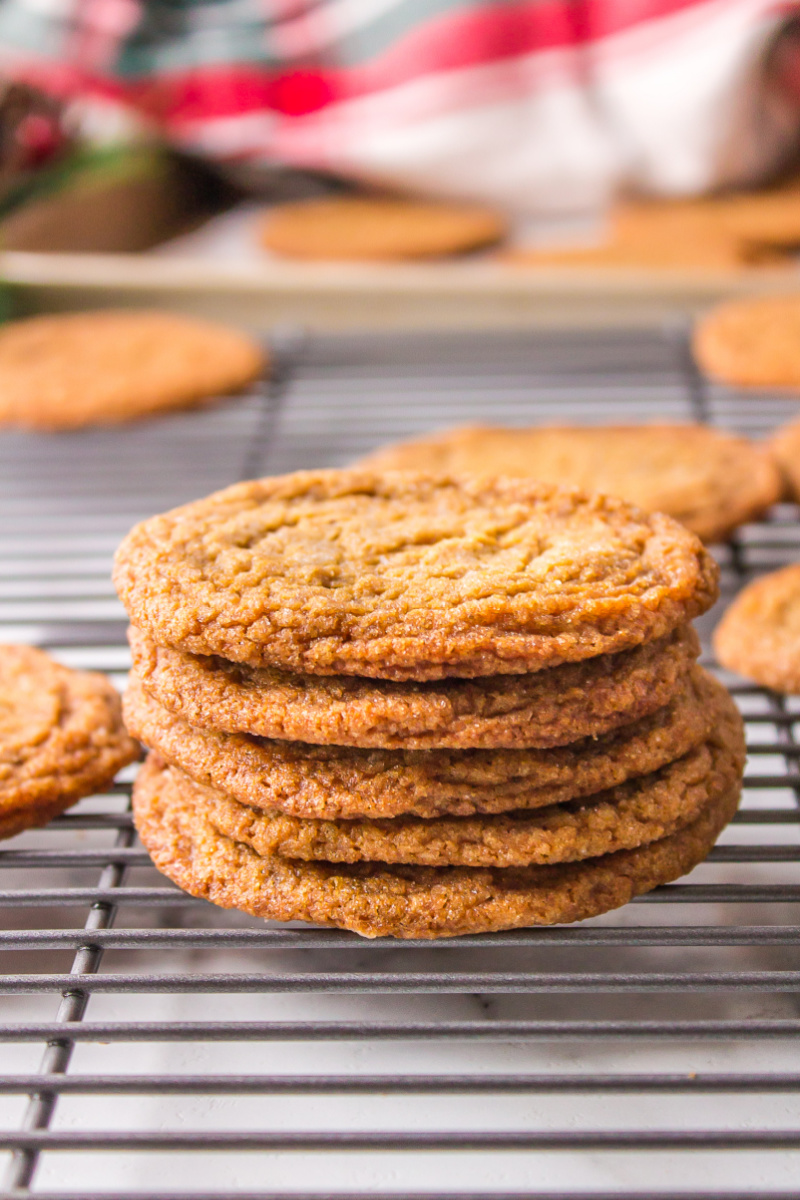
114, 471, 718, 681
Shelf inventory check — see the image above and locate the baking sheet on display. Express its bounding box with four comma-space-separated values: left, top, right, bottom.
3, 201, 800, 331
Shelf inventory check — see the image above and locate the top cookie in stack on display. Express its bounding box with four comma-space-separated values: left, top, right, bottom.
115, 470, 742, 939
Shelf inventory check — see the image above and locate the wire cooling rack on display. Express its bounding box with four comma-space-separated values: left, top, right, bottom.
0, 324, 799, 1198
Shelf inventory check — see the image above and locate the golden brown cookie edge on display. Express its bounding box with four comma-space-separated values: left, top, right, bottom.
123, 664, 722, 820
132, 754, 740, 938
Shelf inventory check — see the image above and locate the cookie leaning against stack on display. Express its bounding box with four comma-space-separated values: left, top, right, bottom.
115, 470, 742, 939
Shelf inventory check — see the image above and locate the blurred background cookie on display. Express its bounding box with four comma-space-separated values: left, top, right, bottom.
505, 199, 755, 271
693, 295, 800, 389
260, 195, 507, 261
769, 417, 800, 499
0, 309, 266, 431
359, 423, 781, 543
714, 564, 800, 693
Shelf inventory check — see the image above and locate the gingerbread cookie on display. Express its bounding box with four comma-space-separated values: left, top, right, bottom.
0, 310, 266, 431
127, 624, 699, 750
716, 183, 800, 248
714, 564, 800, 692
504, 198, 758, 271
124, 665, 716, 819
133, 754, 740, 938
693, 296, 800, 389
167, 681, 742, 867
0, 644, 138, 839
260, 195, 505, 261
504, 237, 745, 271
114, 471, 718, 681
359, 424, 781, 543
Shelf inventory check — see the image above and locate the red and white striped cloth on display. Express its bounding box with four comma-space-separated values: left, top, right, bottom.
0, 0, 798, 214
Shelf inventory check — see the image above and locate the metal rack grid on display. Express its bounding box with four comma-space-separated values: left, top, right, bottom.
0, 323, 799, 1198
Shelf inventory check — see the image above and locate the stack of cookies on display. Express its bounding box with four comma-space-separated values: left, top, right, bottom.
114, 470, 745, 939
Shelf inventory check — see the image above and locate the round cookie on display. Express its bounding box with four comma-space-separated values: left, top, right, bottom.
0, 644, 138, 839
128, 624, 700, 750
170, 683, 744, 868
113, 470, 718, 681
768, 418, 800, 502
359, 424, 781, 544
503, 198, 766, 271
0, 310, 266, 431
504, 240, 747, 270
132, 755, 740, 938
693, 296, 800, 389
124, 666, 718, 820
260, 195, 505, 261
714, 564, 800, 692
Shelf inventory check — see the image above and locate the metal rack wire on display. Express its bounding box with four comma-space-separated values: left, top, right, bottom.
0, 323, 799, 1198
